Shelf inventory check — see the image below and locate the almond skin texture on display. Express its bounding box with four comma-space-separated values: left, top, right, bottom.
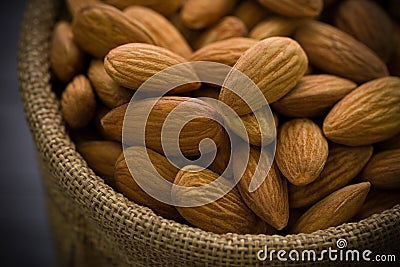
123, 6, 192, 59
173, 166, 274, 234
114, 147, 183, 221
233, 145, 289, 230
276, 118, 329, 186
250, 17, 299, 40
104, 43, 200, 93
294, 20, 389, 83
51, 21, 86, 82
61, 75, 96, 129
291, 182, 370, 234
323, 76, 400, 146
104, 0, 183, 16
258, 0, 323, 18
233, 0, 269, 30
354, 190, 400, 220
361, 149, 400, 189
180, 0, 237, 30
272, 74, 357, 118
190, 37, 257, 67
289, 144, 373, 208
72, 3, 155, 58
194, 16, 248, 49
88, 60, 132, 108
335, 0, 393, 62
219, 37, 308, 115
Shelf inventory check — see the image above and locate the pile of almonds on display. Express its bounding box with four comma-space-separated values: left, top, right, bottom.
52, 0, 400, 235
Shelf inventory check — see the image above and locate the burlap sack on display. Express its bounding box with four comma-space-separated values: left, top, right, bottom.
18, 0, 400, 266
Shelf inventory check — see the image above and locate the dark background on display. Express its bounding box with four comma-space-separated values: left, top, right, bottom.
0, 1, 55, 266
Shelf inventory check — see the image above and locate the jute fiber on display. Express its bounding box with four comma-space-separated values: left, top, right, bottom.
18, 0, 400, 266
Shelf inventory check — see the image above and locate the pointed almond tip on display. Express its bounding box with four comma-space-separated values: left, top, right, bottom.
290, 172, 318, 186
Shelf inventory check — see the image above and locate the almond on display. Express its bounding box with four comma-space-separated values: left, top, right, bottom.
294, 20, 389, 83
72, 3, 155, 58
61, 75, 96, 129
258, 0, 323, 18
51, 21, 86, 82
361, 149, 400, 189
219, 37, 308, 115
190, 37, 257, 67
104, 0, 183, 16
87, 60, 133, 108
180, 0, 236, 29
335, 0, 393, 62
173, 166, 274, 234
233, 0, 269, 30
289, 144, 373, 208
66, 0, 100, 18
104, 43, 200, 93
276, 118, 329, 186
354, 190, 400, 220
194, 16, 247, 49
123, 6, 192, 59
272, 74, 357, 118
291, 182, 370, 234
323, 76, 400, 146
233, 145, 289, 230
249, 17, 299, 40
114, 146, 183, 221
208, 131, 232, 177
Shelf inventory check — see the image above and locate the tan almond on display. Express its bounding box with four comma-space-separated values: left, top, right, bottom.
335, 0, 393, 62
114, 147, 183, 221
173, 166, 275, 234
88, 60, 132, 108
180, 0, 236, 30
291, 182, 371, 234
272, 74, 357, 118
72, 3, 155, 58
219, 37, 308, 115
354, 190, 400, 220
123, 6, 192, 59
289, 144, 373, 208
276, 118, 329, 186
51, 21, 86, 82
323, 76, 400, 146
258, 0, 323, 18
104, 43, 200, 93
361, 149, 400, 190
61, 75, 96, 129
294, 20, 389, 83
250, 17, 299, 40
104, 0, 183, 16
77, 141, 122, 184
233, 145, 289, 230
190, 37, 257, 67
194, 16, 247, 49
233, 0, 269, 30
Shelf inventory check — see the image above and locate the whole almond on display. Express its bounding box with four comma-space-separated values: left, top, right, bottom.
291, 182, 370, 234
323, 76, 400, 146
77, 141, 122, 184
51, 21, 86, 82
219, 37, 308, 115
194, 16, 247, 49
190, 37, 257, 67
104, 43, 200, 93
124, 6, 192, 59
104, 0, 183, 16
294, 20, 389, 83
61, 75, 96, 129
258, 0, 323, 18
72, 3, 155, 58
114, 146, 183, 221
87, 60, 132, 108
173, 166, 274, 234
233, 145, 289, 230
361, 149, 400, 190
354, 190, 400, 220
180, 0, 236, 29
276, 118, 329, 186
233, 0, 269, 30
250, 17, 298, 40
272, 74, 357, 118
289, 144, 373, 208
335, 0, 393, 62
